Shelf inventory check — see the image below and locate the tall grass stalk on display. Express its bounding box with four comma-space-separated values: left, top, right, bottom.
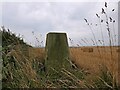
81, 38, 89, 46
78, 41, 84, 47
84, 38, 93, 46
104, 3, 113, 46
91, 38, 96, 46
103, 2, 115, 88
112, 20, 116, 46
32, 31, 43, 47
84, 18, 102, 59
69, 38, 75, 47
96, 13, 106, 53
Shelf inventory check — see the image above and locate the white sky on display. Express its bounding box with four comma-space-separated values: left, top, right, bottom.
0, 0, 119, 47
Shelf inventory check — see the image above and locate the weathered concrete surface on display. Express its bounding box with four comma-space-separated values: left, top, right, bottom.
45, 32, 71, 76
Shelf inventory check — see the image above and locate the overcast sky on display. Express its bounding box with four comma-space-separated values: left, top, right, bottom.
1, 0, 119, 47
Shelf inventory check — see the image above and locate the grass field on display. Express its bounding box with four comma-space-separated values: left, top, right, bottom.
70, 46, 119, 85
27, 46, 119, 87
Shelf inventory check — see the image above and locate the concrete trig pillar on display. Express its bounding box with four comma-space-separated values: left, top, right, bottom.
45, 32, 71, 77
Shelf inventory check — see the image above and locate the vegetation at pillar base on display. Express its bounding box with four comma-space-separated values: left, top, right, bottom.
44, 33, 85, 86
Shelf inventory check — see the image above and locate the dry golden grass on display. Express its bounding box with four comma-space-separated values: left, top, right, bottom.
7, 45, 45, 87
69, 46, 119, 85
25, 46, 119, 86
28, 47, 45, 62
